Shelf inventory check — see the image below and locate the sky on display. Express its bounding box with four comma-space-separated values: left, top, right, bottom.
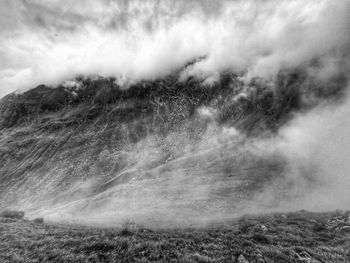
0, 0, 349, 98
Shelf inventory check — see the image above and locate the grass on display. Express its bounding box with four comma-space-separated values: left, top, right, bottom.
0, 211, 349, 262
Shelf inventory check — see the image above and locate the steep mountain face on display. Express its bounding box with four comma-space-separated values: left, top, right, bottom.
0, 71, 346, 226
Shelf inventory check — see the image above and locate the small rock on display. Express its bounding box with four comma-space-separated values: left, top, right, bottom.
260, 225, 268, 232
238, 254, 249, 263
296, 251, 311, 263
256, 249, 264, 263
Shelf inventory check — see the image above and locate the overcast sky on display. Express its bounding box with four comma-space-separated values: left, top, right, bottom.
0, 0, 349, 97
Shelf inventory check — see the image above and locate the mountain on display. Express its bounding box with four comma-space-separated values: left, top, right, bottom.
0, 70, 347, 226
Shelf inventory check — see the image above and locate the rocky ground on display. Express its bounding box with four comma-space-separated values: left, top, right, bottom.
0, 210, 349, 262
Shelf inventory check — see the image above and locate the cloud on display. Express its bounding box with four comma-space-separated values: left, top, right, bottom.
0, 0, 349, 98
242, 95, 350, 214
277, 97, 350, 211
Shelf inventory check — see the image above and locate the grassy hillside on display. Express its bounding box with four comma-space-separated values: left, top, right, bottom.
0, 72, 310, 222
1, 211, 349, 263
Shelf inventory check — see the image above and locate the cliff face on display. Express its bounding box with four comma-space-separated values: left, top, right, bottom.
0, 71, 346, 226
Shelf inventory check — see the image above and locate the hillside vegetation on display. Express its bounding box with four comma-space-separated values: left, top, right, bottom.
0, 211, 349, 262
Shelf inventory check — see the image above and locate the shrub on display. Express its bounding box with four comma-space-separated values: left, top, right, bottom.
120, 220, 137, 236
0, 210, 25, 220
33, 218, 44, 224
251, 233, 272, 244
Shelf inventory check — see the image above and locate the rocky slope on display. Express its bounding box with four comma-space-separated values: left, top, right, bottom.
0, 70, 347, 226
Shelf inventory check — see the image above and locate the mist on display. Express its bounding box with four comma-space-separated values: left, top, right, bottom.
273, 95, 350, 211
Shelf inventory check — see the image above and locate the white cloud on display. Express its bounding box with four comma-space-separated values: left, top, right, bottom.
0, 0, 349, 98
272, 97, 350, 211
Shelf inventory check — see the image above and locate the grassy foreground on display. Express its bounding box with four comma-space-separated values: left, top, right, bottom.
0, 211, 349, 263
